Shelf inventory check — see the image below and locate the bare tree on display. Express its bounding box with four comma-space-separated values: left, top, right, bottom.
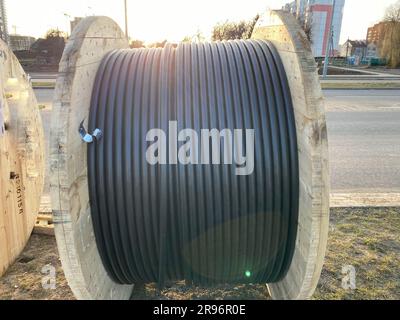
212, 15, 259, 41
45, 29, 67, 39
382, 1, 400, 67
130, 40, 145, 48
181, 36, 193, 43
385, 0, 400, 21
183, 30, 206, 43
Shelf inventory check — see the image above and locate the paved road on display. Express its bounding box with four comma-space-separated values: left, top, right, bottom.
324, 66, 400, 79
29, 72, 58, 80
34, 88, 400, 193
35, 89, 53, 195
325, 89, 400, 193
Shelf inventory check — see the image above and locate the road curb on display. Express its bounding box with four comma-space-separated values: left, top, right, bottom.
322, 87, 400, 91
321, 84, 400, 90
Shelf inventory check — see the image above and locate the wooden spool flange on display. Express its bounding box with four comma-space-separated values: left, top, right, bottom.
0, 40, 45, 276
252, 10, 330, 300
51, 11, 329, 300
50, 17, 132, 299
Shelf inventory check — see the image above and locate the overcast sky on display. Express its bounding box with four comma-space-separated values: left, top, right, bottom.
6, 0, 397, 44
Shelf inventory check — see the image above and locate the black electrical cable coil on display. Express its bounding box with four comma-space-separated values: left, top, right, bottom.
87, 39, 299, 286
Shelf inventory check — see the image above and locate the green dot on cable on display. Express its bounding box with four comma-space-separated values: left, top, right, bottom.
245, 271, 251, 278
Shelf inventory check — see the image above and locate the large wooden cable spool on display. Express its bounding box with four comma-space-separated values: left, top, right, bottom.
0, 39, 45, 276
51, 10, 329, 300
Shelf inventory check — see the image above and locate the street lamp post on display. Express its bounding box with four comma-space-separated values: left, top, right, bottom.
64, 13, 71, 37
323, 0, 336, 78
124, 0, 129, 40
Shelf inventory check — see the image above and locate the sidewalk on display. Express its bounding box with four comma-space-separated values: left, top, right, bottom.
330, 193, 400, 208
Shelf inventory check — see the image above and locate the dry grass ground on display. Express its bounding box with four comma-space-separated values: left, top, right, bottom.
314, 207, 400, 300
0, 235, 73, 300
0, 207, 399, 300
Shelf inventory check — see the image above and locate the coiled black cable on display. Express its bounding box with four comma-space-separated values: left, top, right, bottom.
88, 39, 299, 286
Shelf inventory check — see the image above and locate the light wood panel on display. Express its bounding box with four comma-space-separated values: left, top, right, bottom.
0, 39, 45, 276
50, 16, 132, 300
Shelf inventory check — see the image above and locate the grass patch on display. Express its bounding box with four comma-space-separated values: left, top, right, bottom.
314, 207, 400, 300
0, 208, 398, 300
31, 82, 55, 89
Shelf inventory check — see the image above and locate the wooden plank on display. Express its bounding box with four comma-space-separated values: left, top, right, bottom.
34, 211, 54, 236
39, 195, 52, 214
37, 214, 53, 223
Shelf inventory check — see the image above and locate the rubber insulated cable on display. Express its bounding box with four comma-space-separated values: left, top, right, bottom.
87, 40, 299, 286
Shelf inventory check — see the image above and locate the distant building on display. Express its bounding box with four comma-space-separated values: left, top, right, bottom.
70, 17, 83, 34
364, 22, 390, 60
31, 36, 65, 65
367, 22, 390, 44
366, 42, 379, 59
340, 40, 367, 59
283, 0, 346, 57
9, 35, 36, 51
14, 35, 66, 72
0, 0, 8, 43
